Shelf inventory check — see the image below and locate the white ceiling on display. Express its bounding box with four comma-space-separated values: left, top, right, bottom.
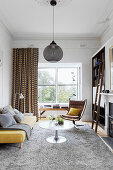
0, 0, 113, 39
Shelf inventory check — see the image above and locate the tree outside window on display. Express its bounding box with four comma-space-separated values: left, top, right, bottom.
38, 67, 80, 103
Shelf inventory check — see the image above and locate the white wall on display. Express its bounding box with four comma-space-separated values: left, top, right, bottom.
13, 38, 100, 121
0, 22, 12, 108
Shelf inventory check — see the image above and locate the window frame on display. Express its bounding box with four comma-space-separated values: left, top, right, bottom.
38, 63, 82, 104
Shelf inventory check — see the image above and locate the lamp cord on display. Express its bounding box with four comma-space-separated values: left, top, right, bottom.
53, 6, 54, 41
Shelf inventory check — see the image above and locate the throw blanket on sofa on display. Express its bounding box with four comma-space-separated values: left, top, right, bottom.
0, 124, 31, 139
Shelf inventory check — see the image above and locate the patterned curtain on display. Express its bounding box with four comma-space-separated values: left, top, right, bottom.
12, 48, 38, 120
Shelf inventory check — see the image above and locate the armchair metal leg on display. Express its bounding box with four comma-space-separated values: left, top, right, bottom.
74, 125, 79, 130
73, 120, 84, 129
75, 124, 84, 127
72, 120, 79, 129
73, 120, 75, 125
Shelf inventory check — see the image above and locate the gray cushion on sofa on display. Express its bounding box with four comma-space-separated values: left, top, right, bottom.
14, 109, 33, 116
14, 112, 24, 123
0, 113, 17, 128
2, 105, 15, 116
14, 108, 22, 115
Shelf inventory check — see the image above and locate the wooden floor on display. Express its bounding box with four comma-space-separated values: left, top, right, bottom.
86, 122, 107, 137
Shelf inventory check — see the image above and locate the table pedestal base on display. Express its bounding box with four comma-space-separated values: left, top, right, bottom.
46, 130, 66, 143
46, 136, 66, 143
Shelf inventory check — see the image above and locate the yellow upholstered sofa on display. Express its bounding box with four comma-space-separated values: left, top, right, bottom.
0, 107, 36, 148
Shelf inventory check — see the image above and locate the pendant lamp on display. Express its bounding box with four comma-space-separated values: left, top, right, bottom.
36, 0, 72, 7
43, 0, 63, 62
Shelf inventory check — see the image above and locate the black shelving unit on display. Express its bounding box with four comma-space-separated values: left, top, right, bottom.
92, 47, 105, 129
109, 103, 113, 137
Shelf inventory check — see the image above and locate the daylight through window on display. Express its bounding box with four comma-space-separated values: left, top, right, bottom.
38, 64, 81, 103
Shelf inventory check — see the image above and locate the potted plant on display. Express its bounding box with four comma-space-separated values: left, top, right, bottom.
56, 117, 64, 125
49, 115, 56, 121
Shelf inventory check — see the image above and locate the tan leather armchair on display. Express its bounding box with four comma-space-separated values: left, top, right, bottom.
61, 99, 87, 127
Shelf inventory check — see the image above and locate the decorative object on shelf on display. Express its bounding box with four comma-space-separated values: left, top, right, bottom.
44, 105, 51, 108
95, 60, 100, 66
102, 90, 110, 93
53, 104, 60, 108
43, 0, 63, 62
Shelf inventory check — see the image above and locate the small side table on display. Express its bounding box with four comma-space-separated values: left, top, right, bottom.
39, 107, 68, 119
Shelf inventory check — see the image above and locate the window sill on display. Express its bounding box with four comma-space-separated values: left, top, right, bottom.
38, 103, 69, 108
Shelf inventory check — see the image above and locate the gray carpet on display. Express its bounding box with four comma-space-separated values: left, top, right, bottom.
0, 123, 113, 170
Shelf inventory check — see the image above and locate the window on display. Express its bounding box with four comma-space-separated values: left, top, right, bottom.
38, 64, 81, 103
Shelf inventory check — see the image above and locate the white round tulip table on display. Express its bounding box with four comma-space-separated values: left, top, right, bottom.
39, 120, 74, 143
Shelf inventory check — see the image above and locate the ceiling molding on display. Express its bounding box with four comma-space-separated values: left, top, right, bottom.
0, 19, 13, 39
98, 1, 113, 40
0, 11, 13, 38
100, 10, 113, 40
12, 32, 100, 41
